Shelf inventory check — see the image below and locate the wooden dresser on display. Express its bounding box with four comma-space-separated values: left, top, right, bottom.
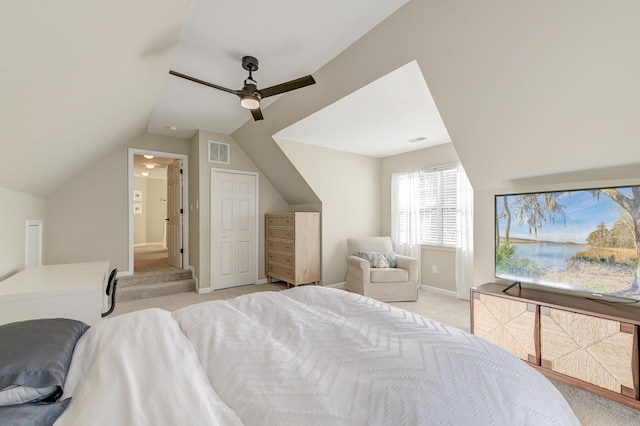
471, 282, 640, 409
265, 212, 320, 286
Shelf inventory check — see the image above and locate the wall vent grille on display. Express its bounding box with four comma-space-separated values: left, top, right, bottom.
209, 141, 230, 164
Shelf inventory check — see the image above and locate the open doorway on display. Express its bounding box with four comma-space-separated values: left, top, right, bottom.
128, 149, 189, 275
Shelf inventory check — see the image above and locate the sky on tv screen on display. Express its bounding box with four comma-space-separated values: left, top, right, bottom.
497, 188, 632, 244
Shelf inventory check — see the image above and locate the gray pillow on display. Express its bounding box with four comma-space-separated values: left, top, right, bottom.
358, 251, 397, 268
0, 398, 71, 426
0, 318, 89, 406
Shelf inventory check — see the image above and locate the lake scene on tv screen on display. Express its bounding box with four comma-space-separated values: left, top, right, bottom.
495, 186, 640, 301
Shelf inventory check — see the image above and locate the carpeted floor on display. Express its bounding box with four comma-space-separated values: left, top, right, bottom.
134, 243, 170, 273
113, 284, 640, 425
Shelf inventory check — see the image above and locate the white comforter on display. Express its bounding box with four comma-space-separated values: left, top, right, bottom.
55, 308, 242, 426
173, 286, 579, 425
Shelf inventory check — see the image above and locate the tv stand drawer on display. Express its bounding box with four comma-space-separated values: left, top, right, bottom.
472, 292, 537, 363
540, 307, 636, 396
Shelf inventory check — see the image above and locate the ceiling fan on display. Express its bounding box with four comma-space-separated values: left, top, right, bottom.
169, 56, 316, 121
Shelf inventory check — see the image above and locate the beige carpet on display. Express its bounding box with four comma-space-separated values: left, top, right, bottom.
134, 243, 169, 273
113, 285, 640, 425
112, 282, 289, 316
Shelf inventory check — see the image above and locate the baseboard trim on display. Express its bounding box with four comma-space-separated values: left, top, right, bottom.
326, 282, 346, 289
197, 279, 274, 293
420, 284, 457, 298
134, 242, 164, 247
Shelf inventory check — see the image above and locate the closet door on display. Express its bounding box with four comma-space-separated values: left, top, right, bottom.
211, 170, 257, 290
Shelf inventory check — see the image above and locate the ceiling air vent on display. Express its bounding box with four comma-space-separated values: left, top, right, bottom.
406, 136, 427, 143
209, 141, 230, 164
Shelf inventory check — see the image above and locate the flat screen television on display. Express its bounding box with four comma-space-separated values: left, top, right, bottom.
495, 185, 640, 303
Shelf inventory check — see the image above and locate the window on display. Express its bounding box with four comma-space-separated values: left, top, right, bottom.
395, 165, 458, 247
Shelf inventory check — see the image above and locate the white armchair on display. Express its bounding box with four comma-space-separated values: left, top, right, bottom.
346, 236, 419, 302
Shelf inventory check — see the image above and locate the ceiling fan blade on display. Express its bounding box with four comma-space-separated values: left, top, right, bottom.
259, 75, 316, 98
250, 107, 264, 121
169, 70, 239, 95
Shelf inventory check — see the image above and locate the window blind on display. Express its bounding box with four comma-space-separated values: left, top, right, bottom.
396, 165, 458, 247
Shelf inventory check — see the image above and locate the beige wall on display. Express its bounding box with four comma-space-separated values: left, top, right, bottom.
421, 248, 456, 292
133, 177, 167, 245
45, 133, 190, 274
0, 187, 46, 280
192, 130, 289, 291
133, 177, 147, 244
276, 139, 380, 284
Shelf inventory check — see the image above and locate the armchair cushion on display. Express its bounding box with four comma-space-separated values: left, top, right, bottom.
370, 268, 409, 283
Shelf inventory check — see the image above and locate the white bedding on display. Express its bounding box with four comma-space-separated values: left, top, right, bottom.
54, 308, 242, 426
173, 286, 579, 425
54, 287, 578, 425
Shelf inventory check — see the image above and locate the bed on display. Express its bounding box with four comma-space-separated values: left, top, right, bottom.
0, 286, 579, 425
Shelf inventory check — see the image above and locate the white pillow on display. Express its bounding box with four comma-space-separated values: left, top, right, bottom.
373, 254, 389, 268
0, 384, 59, 406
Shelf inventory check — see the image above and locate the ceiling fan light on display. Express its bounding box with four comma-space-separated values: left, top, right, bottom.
240, 95, 260, 110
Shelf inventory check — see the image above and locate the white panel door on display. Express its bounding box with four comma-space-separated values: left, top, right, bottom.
211, 170, 257, 290
167, 159, 183, 268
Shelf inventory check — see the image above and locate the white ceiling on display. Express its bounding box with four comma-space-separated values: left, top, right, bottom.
1, 0, 442, 197
133, 155, 173, 179
274, 61, 451, 158
147, 0, 413, 143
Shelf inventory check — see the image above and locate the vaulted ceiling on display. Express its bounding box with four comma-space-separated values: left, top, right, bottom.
1, 0, 409, 197
3, 1, 640, 199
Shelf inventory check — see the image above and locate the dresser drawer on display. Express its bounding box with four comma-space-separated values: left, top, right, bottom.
267, 264, 294, 281
268, 252, 294, 267
267, 228, 294, 240
267, 240, 294, 253
266, 215, 294, 227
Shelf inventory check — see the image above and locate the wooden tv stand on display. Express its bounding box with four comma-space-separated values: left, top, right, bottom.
471, 282, 640, 410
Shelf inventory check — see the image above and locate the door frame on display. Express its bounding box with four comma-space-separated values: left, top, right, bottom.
210, 168, 259, 290
127, 148, 189, 276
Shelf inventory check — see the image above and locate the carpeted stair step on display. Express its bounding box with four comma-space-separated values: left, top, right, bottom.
115, 268, 196, 303
116, 278, 195, 303
117, 268, 193, 288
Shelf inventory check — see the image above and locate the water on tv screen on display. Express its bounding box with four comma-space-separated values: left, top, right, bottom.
495, 185, 640, 302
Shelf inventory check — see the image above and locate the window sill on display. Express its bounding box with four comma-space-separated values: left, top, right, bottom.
420, 245, 456, 252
